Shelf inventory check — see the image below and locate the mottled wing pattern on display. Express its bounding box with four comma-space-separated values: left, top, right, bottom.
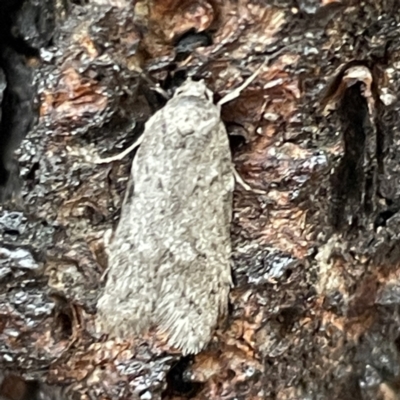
97, 80, 233, 355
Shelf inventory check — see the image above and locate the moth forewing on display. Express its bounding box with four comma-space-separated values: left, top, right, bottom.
97, 79, 234, 355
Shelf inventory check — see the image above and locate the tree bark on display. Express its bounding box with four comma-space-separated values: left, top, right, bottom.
2, 0, 400, 399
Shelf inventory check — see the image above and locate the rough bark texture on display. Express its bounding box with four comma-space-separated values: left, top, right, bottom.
2, 0, 400, 399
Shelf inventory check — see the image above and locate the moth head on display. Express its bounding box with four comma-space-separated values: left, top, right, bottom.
174, 79, 214, 102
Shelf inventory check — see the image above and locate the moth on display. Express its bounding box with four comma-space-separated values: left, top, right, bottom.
97, 69, 264, 354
